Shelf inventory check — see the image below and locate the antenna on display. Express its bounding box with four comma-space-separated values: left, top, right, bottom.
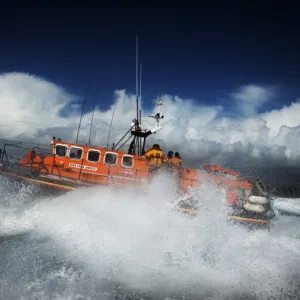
87, 88, 98, 146
136, 34, 139, 126
148, 100, 164, 130
75, 84, 90, 145
112, 35, 165, 156
106, 97, 117, 149
139, 62, 142, 127
88, 99, 96, 146
135, 34, 141, 155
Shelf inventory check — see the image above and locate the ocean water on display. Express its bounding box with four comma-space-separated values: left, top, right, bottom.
0, 172, 300, 300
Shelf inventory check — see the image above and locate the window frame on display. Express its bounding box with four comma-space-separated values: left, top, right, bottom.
55, 144, 68, 157
69, 146, 84, 160
103, 151, 118, 166
121, 154, 134, 168
86, 149, 101, 163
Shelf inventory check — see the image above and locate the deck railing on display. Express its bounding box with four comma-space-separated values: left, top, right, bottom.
0, 142, 164, 187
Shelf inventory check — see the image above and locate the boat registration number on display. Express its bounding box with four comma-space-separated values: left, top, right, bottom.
69, 163, 97, 171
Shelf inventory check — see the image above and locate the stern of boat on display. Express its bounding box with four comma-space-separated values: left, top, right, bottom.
176, 167, 275, 228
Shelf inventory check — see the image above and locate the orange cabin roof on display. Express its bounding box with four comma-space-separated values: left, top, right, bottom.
51, 140, 147, 161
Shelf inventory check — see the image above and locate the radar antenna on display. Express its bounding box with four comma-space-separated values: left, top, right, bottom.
148, 100, 164, 133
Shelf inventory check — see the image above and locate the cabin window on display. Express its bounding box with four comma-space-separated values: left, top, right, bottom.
55, 145, 68, 157
87, 150, 100, 163
122, 155, 134, 168
104, 152, 117, 165
69, 146, 83, 159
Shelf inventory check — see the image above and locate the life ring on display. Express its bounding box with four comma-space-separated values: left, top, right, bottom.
248, 195, 268, 205
243, 202, 266, 213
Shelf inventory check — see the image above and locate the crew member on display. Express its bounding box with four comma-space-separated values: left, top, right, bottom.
165, 151, 174, 163
168, 152, 183, 187
169, 152, 182, 167
144, 144, 164, 166
161, 150, 174, 171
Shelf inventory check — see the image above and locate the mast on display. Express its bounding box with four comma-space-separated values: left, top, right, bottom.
114, 35, 164, 155
135, 34, 140, 155
76, 84, 90, 145
139, 62, 142, 154
107, 97, 117, 149
136, 34, 139, 129
88, 99, 96, 146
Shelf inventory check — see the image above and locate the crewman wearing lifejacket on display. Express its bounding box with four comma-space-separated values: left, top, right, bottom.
144, 144, 164, 166
161, 150, 174, 172
164, 151, 173, 163
166, 151, 182, 182
169, 152, 182, 167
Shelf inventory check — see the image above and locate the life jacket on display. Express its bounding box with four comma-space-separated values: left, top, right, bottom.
163, 156, 171, 165
169, 157, 182, 167
145, 149, 164, 165
161, 157, 173, 171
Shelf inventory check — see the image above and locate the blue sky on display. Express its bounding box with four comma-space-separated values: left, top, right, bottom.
0, 2, 299, 115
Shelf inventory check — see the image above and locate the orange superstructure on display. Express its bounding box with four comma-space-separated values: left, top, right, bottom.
19, 140, 152, 188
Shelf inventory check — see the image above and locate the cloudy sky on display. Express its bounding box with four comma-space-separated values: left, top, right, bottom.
0, 2, 300, 185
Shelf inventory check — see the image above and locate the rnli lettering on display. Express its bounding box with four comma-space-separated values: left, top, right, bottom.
69, 163, 97, 171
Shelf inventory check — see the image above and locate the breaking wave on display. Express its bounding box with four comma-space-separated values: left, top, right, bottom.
274, 198, 300, 216
1, 173, 300, 299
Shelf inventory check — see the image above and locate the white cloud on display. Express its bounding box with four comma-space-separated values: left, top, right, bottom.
263, 102, 300, 136
0, 72, 79, 138
1, 72, 300, 182
231, 84, 275, 117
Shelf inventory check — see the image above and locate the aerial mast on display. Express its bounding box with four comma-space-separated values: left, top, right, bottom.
136, 35, 139, 126
139, 62, 142, 154
113, 35, 164, 155
135, 34, 140, 155
88, 99, 96, 146
75, 84, 90, 145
